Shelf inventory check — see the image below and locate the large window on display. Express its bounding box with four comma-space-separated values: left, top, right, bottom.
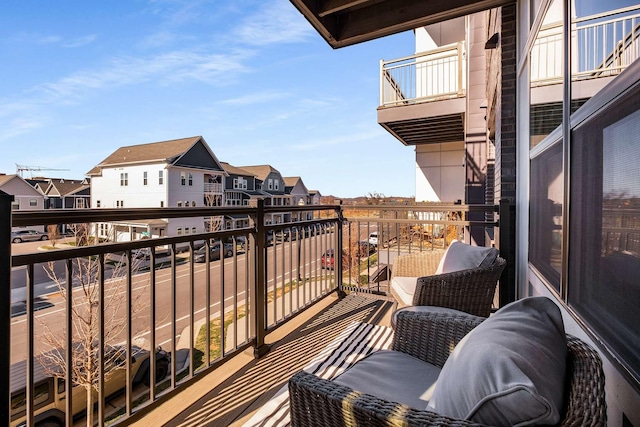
569, 83, 640, 383
120, 173, 128, 186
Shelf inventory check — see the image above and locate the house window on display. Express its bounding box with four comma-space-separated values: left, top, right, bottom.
188, 173, 193, 186
96, 200, 101, 208
181, 172, 186, 186
160, 201, 164, 207
233, 177, 247, 189
120, 173, 128, 186
191, 201, 196, 207
116, 200, 124, 208
177, 228, 182, 235
274, 180, 279, 190
177, 202, 183, 207
268, 179, 273, 190
184, 228, 189, 235
143, 171, 148, 186
11, 201, 19, 210
159, 171, 164, 185
192, 227, 196, 234
29, 199, 38, 207
76, 199, 85, 209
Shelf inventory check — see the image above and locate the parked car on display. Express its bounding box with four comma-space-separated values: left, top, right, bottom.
10, 345, 169, 427
321, 249, 349, 270
193, 241, 234, 263
368, 231, 379, 246
11, 229, 48, 243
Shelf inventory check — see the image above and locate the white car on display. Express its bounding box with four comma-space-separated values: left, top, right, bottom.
368, 232, 378, 246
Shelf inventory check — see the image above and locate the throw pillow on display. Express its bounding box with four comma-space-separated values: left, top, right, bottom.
435, 240, 499, 274
427, 297, 567, 426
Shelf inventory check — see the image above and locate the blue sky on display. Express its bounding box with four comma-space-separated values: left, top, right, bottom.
0, 0, 415, 198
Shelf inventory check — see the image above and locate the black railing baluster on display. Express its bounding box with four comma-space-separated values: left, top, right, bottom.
0, 190, 12, 427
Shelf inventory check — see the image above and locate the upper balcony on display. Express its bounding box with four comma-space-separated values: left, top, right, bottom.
378, 42, 467, 146
380, 6, 640, 147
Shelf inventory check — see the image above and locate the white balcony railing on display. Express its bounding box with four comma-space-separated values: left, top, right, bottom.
531, 6, 640, 86
204, 182, 224, 194
380, 42, 466, 107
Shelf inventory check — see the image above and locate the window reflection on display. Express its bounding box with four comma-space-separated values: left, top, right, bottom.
529, 141, 563, 289
529, 0, 564, 148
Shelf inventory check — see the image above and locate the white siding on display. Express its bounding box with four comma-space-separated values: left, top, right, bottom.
415, 142, 465, 202
91, 164, 167, 208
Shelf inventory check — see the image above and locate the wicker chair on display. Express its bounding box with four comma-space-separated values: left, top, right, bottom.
390, 251, 506, 317
289, 309, 606, 427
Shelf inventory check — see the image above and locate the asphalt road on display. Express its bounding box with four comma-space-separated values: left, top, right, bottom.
9, 236, 332, 365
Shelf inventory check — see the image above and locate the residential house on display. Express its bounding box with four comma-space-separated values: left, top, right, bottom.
87, 136, 227, 242
308, 189, 321, 206
0, 174, 46, 232
284, 176, 313, 221
291, 0, 640, 423
43, 178, 91, 210
237, 165, 291, 224
220, 162, 265, 229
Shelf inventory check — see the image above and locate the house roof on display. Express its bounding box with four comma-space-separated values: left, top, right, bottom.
0, 174, 44, 197
87, 136, 226, 176
236, 165, 279, 181
220, 162, 255, 177
45, 181, 90, 197
283, 177, 301, 187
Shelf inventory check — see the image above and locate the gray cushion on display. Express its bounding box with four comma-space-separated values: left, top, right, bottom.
427, 297, 567, 426
333, 350, 441, 410
435, 240, 499, 274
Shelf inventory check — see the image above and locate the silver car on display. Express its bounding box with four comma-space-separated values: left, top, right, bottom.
11, 229, 49, 243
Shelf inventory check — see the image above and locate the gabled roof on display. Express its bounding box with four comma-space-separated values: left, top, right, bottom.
0, 174, 44, 197
284, 176, 309, 195
220, 162, 255, 177
236, 165, 282, 181
87, 136, 226, 176
45, 181, 90, 197
283, 177, 301, 187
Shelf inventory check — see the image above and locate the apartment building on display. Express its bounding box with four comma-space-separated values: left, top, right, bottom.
87, 136, 227, 241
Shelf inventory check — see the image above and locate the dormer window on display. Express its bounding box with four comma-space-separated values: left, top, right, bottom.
274, 180, 279, 190
268, 179, 273, 190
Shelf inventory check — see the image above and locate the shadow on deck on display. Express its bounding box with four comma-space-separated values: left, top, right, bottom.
131, 292, 397, 427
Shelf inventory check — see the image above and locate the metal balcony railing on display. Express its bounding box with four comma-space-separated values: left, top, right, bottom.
379, 42, 466, 107
531, 6, 640, 86
0, 196, 510, 426
1, 198, 342, 427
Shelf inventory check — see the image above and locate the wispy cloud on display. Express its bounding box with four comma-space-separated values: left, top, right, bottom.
232, 0, 314, 46
34, 49, 253, 102
219, 90, 290, 106
63, 34, 97, 48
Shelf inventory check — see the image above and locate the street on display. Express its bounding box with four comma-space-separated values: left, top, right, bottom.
9, 236, 332, 365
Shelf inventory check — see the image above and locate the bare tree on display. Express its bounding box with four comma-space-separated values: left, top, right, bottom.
38, 225, 148, 427
47, 224, 60, 248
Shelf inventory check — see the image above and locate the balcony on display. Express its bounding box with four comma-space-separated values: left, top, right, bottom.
1, 196, 506, 426
378, 43, 466, 146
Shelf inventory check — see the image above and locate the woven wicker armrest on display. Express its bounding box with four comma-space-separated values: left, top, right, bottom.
392, 309, 483, 367
391, 251, 445, 278
412, 256, 506, 318
289, 370, 486, 427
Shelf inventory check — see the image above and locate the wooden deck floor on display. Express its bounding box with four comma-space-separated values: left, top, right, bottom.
128, 292, 397, 427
